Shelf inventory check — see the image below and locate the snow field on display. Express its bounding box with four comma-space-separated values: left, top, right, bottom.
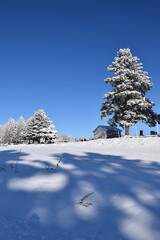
0, 137, 160, 240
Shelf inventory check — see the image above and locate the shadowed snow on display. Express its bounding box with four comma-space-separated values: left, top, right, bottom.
0, 137, 160, 240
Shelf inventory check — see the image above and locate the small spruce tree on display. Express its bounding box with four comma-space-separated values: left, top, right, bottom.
101, 48, 157, 135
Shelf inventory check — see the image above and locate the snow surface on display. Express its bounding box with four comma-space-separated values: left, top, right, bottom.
0, 137, 160, 240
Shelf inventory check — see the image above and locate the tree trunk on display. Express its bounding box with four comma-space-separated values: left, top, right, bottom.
125, 126, 130, 135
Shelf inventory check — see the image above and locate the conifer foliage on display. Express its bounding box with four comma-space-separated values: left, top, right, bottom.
101, 48, 157, 135
26, 110, 57, 144
15, 116, 26, 144
3, 118, 17, 144
0, 110, 57, 144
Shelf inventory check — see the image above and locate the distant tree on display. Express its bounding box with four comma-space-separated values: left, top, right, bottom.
25, 117, 34, 143
101, 48, 158, 135
15, 116, 26, 144
57, 134, 74, 142
26, 110, 57, 143
0, 125, 4, 144
3, 118, 16, 144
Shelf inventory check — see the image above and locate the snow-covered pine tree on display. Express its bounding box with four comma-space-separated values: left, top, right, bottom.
101, 48, 157, 135
0, 125, 4, 144
3, 118, 17, 144
15, 116, 26, 144
38, 124, 57, 143
25, 116, 35, 143
26, 110, 57, 143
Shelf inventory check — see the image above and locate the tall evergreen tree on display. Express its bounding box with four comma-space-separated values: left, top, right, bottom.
15, 116, 26, 144
3, 118, 16, 144
101, 48, 157, 135
26, 110, 57, 143
25, 116, 35, 143
0, 125, 4, 144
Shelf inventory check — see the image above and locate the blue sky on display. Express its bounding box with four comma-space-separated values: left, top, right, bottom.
0, 0, 160, 138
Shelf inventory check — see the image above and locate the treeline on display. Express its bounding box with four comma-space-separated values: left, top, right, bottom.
0, 110, 57, 145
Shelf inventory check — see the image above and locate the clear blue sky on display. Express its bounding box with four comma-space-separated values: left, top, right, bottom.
0, 0, 160, 138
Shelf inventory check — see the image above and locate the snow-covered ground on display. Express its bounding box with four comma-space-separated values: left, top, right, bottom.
0, 137, 160, 240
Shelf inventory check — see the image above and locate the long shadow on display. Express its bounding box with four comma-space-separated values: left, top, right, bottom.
0, 148, 160, 240
49, 152, 160, 240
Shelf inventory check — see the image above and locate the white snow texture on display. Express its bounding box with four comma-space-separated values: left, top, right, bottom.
0, 137, 160, 240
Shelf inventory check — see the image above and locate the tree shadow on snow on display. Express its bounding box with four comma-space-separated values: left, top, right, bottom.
0, 148, 160, 240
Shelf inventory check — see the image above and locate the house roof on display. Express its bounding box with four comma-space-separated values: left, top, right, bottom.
93, 125, 122, 133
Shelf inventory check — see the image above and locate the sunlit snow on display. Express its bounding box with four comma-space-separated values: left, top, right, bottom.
0, 137, 160, 240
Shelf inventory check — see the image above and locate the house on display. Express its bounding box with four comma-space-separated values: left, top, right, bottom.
93, 125, 122, 139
